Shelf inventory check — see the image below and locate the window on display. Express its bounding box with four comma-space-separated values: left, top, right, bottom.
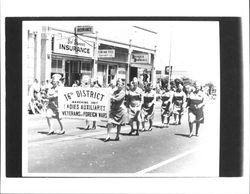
58, 60, 62, 68
81, 62, 92, 75
51, 59, 63, 73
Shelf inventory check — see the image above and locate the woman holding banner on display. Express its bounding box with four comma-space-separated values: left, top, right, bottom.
104, 79, 127, 142
127, 77, 143, 136
46, 74, 65, 135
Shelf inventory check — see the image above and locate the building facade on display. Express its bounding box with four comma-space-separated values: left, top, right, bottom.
26, 25, 156, 87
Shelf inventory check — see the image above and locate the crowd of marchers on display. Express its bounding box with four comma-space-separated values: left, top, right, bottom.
27, 75, 213, 140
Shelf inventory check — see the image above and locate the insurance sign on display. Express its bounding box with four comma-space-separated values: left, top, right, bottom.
53, 36, 94, 58
74, 26, 94, 34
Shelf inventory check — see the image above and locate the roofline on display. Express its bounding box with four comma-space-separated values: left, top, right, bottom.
48, 26, 156, 53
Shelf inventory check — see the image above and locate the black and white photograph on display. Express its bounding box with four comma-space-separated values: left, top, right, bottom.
1, 0, 249, 194
22, 20, 220, 176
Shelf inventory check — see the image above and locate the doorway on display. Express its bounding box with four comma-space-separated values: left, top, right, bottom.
129, 67, 138, 82
107, 65, 117, 84
65, 60, 81, 86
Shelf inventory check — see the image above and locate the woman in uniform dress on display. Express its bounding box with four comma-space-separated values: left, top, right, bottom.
160, 85, 174, 128
46, 74, 65, 135
140, 83, 156, 131
127, 78, 143, 136
187, 84, 206, 137
104, 80, 127, 142
172, 83, 186, 125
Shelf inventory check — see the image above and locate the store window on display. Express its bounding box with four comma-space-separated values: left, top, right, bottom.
80, 62, 92, 84
51, 59, 63, 74
81, 62, 92, 73
108, 65, 117, 84
97, 64, 107, 87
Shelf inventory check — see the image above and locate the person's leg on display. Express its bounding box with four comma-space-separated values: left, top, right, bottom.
92, 121, 96, 130
188, 122, 193, 137
178, 114, 182, 125
148, 119, 153, 131
195, 123, 200, 136
135, 121, 140, 135
85, 120, 90, 129
104, 123, 112, 142
34, 103, 41, 114
30, 102, 36, 114
129, 118, 136, 135
141, 121, 145, 131
115, 125, 121, 140
57, 117, 65, 134
166, 116, 170, 126
161, 114, 164, 124
174, 114, 177, 124
47, 117, 54, 135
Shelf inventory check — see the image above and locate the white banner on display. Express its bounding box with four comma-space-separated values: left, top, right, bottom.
58, 87, 111, 121
53, 36, 94, 58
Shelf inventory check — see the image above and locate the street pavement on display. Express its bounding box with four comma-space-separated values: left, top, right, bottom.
25, 99, 220, 176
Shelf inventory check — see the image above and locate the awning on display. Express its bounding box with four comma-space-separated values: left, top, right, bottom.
52, 53, 93, 62
130, 63, 153, 70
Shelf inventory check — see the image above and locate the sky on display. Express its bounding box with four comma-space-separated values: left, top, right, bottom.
24, 20, 220, 86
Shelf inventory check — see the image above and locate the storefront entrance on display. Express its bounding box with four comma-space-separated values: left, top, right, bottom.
65, 60, 92, 86
97, 63, 118, 87
107, 65, 117, 84
129, 67, 138, 82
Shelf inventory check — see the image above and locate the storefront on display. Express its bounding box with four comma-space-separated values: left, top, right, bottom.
33, 26, 156, 87
130, 51, 154, 83
51, 34, 94, 86
97, 44, 128, 87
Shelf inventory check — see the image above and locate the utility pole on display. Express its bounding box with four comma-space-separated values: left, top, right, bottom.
168, 29, 172, 88
127, 39, 132, 85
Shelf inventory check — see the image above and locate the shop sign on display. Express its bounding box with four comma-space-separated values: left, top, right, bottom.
74, 26, 94, 34
131, 54, 149, 64
58, 87, 111, 121
98, 49, 115, 58
53, 36, 94, 58
117, 67, 126, 79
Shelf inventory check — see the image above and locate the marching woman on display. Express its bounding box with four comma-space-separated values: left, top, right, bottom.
46, 74, 65, 135
127, 77, 143, 136
104, 79, 127, 142
140, 83, 156, 131
160, 85, 174, 128
172, 83, 186, 125
187, 84, 206, 137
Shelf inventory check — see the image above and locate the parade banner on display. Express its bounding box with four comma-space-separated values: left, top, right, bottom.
58, 87, 111, 121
